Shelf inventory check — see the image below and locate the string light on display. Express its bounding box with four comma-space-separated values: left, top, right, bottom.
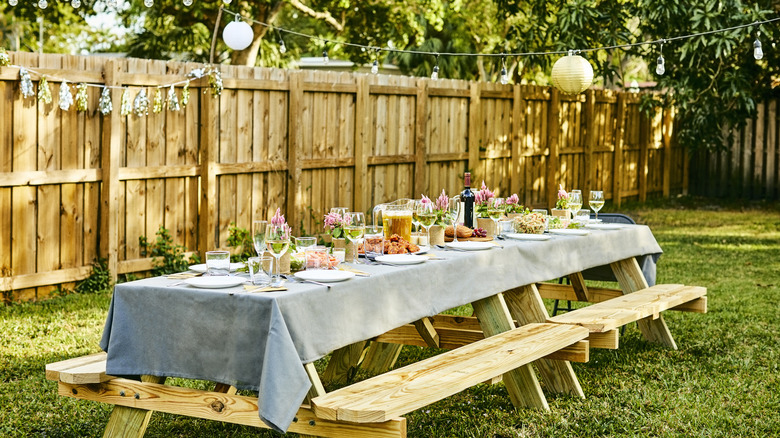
71, 0, 80, 8
431, 54, 440, 80
8, 0, 16, 6
144, 0, 153, 7
371, 48, 380, 74
753, 31, 764, 60
322, 49, 329, 65
656, 40, 666, 76
279, 39, 287, 54
183, 0, 193, 6
500, 55, 508, 85
37, 0, 47, 9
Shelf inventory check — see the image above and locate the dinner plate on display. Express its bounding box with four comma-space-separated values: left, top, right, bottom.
189, 263, 245, 273
184, 276, 245, 289
586, 223, 624, 230
295, 270, 355, 283
375, 254, 427, 265
413, 245, 430, 255
445, 241, 495, 251
504, 233, 552, 241
548, 228, 590, 236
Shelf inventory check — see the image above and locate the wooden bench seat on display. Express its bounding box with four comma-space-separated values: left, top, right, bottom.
45, 352, 112, 384
548, 284, 707, 333
311, 323, 590, 423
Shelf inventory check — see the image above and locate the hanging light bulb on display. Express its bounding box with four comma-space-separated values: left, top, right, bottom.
223, 0, 232, 4
37, 0, 48, 9
71, 0, 80, 7
106, 0, 117, 8
183, 0, 193, 6
279, 39, 287, 54
655, 41, 666, 76
753, 31, 763, 60
500, 55, 509, 85
144, 0, 153, 6
223, 16, 254, 51
431, 54, 440, 80
322, 50, 329, 65
371, 48, 380, 74
9, 0, 18, 5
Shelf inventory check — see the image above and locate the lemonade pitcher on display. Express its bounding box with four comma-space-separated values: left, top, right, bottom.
372, 198, 414, 242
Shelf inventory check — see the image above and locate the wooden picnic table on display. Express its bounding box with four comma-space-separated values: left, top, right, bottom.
46, 224, 706, 437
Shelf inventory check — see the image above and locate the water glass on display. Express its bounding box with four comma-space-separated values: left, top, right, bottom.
364, 231, 384, 260
248, 255, 273, 286
305, 247, 329, 270
576, 209, 590, 224
205, 250, 230, 276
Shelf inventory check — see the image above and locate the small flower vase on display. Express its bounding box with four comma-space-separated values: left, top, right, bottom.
428, 225, 445, 246
476, 217, 497, 237
551, 208, 571, 220
332, 237, 346, 250
263, 249, 291, 275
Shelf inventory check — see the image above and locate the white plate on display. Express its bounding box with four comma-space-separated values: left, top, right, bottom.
184, 276, 245, 289
445, 241, 495, 251
295, 270, 355, 283
375, 254, 427, 265
549, 228, 590, 236
413, 245, 430, 255
586, 223, 624, 230
504, 233, 552, 241
189, 263, 245, 273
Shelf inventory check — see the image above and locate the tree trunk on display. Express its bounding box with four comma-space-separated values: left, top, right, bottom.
229, 2, 284, 67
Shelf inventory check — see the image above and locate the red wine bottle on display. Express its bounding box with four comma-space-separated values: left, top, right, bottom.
461, 172, 475, 228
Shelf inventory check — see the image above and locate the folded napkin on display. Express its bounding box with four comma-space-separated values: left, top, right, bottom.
338, 267, 370, 277
167, 272, 201, 280
244, 285, 288, 293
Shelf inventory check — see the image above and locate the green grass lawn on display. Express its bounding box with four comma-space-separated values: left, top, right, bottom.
1, 197, 778, 437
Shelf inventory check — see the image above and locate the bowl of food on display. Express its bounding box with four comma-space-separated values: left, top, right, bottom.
512, 212, 546, 234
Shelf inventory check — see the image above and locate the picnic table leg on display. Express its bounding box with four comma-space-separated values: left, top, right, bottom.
360, 342, 403, 375
610, 257, 677, 349
102, 375, 165, 438
322, 341, 369, 384
472, 294, 548, 410
503, 284, 585, 398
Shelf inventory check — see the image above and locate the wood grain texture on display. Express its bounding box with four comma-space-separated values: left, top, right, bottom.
312, 323, 587, 423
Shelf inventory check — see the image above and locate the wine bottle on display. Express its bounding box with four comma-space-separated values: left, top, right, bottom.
461, 172, 475, 228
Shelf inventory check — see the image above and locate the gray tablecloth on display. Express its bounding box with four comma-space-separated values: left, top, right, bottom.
100, 225, 662, 432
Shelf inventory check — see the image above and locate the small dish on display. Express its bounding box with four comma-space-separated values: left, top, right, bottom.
184, 276, 245, 289
445, 241, 495, 251
375, 254, 427, 265
504, 233, 552, 241
189, 263, 245, 273
294, 270, 355, 283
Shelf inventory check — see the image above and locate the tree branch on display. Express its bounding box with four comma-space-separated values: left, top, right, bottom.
288, 0, 344, 32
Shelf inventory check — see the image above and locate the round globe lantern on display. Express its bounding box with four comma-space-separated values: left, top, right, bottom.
223, 19, 254, 51
551, 51, 594, 95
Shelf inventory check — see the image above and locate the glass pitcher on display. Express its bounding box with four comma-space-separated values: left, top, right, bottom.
372, 198, 414, 243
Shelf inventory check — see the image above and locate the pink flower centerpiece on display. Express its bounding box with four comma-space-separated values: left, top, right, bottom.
474, 181, 495, 218
505, 193, 527, 214
323, 211, 351, 239
269, 208, 292, 239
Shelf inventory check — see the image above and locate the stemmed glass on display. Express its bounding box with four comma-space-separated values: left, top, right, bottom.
487, 197, 506, 238
589, 190, 604, 221
252, 220, 268, 256
265, 223, 290, 286
415, 201, 436, 247
567, 191, 583, 221
345, 212, 365, 264
411, 200, 421, 236
446, 196, 461, 243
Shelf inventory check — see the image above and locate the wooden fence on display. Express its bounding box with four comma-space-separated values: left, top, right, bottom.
689, 99, 779, 199
0, 53, 686, 302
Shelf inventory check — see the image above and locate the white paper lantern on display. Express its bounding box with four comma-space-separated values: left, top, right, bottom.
551, 51, 594, 95
223, 19, 254, 51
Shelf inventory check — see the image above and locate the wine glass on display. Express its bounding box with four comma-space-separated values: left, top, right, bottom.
415, 201, 436, 248
252, 220, 268, 256
330, 207, 349, 216
446, 196, 461, 243
589, 190, 604, 221
265, 223, 290, 286
487, 197, 505, 238
567, 191, 583, 221
345, 212, 365, 264
411, 200, 421, 236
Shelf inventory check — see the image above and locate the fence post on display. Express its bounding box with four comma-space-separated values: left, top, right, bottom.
414, 79, 429, 200
468, 82, 481, 179
612, 93, 627, 207
638, 107, 650, 202
100, 59, 122, 282
354, 75, 370, 214
287, 71, 304, 230
510, 84, 524, 198
662, 106, 673, 197
198, 70, 219, 255
583, 89, 596, 197
546, 88, 561, 208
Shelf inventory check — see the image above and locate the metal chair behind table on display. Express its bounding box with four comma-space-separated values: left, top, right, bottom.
552, 213, 639, 318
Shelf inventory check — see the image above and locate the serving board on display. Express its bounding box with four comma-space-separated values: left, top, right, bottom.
444, 236, 494, 242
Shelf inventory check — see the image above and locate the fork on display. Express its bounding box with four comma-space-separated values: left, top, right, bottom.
282, 274, 331, 289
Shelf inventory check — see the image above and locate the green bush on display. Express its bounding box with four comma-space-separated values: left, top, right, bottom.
139, 226, 200, 276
